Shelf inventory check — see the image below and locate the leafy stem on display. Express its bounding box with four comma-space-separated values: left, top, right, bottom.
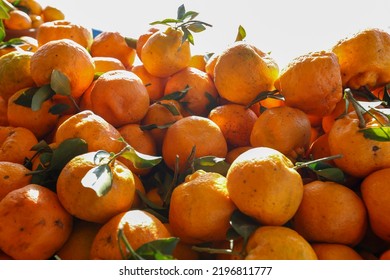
150, 4, 212, 45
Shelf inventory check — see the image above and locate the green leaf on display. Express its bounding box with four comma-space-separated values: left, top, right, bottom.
235, 25, 247, 42
135, 237, 179, 260
49, 138, 88, 171
159, 102, 181, 116
204, 52, 214, 62
181, 26, 194, 45
308, 161, 344, 182
177, 4, 186, 20
182, 11, 199, 21
229, 210, 259, 242
81, 164, 113, 197
51, 69, 71, 96
150, 18, 179, 26
31, 85, 55, 111
30, 140, 52, 153
120, 146, 162, 169
0, 4, 10, 20
205, 92, 218, 113
187, 22, 206, 33
158, 85, 190, 101
140, 121, 176, 131
49, 103, 70, 115
359, 126, 390, 142
193, 156, 230, 176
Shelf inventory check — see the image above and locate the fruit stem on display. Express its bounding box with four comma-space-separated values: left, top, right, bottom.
344, 88, 366, 128
294, 154, 343, 170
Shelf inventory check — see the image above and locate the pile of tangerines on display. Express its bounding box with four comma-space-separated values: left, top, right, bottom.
0, 3, 390, 261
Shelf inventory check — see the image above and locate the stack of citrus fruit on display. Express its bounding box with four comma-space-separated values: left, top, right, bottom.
0, 4, 389, 261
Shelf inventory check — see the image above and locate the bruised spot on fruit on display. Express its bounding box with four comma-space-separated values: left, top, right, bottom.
3, 175, 9, 180
19, 227, 24, 232
372, 145, 380, 152
54, 219, 63, 229
106, 235, 112, 244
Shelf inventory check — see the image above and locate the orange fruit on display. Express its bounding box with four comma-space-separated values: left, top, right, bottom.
380, 249, 390, 260
226, 147, 303, 226
80, 70, 149, 127
56, 219, 101, 260
41, 6, 65, 22
0, 50, 35, 102
164, 223, 200, 260
131, 64, 168, 102
208, 104, 258, 148
30, 38, 95, 99
90, 210, 171, 260
322, 98, 354, 134
274, 50, 343, 117
7, 87, 59, 139
117, 123, 157, 176
140, 100, 183, 154
54, 110, 123, 154
130, 174, 146, 209
306, 133, 333, 164
92, 56, 125, 73
332, 28, 390, 89
0, 161, 31, 201
328, 110, 390, 178
0, 96, 8, 126
3, 10, 32, 30
245, 226, 317, 260
214, 41, 279, 105
164, 67, 219, 117
57, 151, 136, 223
204, 52, 218, 79
292, 180, 367, 246
90, 31, 136, 69
189, 54, 206, 71
169, 170, 236, 244
250, 106, 312, 160
361, 167, 390, 242
0, 126, 38, 164
17, 0, 43, 16
135, 27, 159, 61
145, 187, 164, 207
0, 184, 73, 259
141, 27, 191, 78
29, 14, 44, 28
162, 116, 228, 172
311, 243, 363, 260
225, 146, 252, 164
36, 20, 93, 50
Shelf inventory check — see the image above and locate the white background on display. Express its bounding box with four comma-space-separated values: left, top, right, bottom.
37, 0, 390, 69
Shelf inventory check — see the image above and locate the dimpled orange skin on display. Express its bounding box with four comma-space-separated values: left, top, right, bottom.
292, 180, 367, 246
0, 184, 73, 260
249, 106, 312, 160
56, 151, 135, 224
226, 147, 303, 226
54, 110, 123, 154
30, 38, 95, 99
162, 116, 228, 172
90, 210, 171, 260
168, 170, 236, 244
361, 168, 390, 242
311, 243, 363, 260
328, 111, 390, 178
0, 162, 32, 201
274, 51, 343, 117
213, 41, 279, 105
332, 28, 390, 89
245, 226, 317, 260
141, 27, 191, 78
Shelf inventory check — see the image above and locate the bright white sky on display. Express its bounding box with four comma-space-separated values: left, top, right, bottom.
39, 0, 390, 69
